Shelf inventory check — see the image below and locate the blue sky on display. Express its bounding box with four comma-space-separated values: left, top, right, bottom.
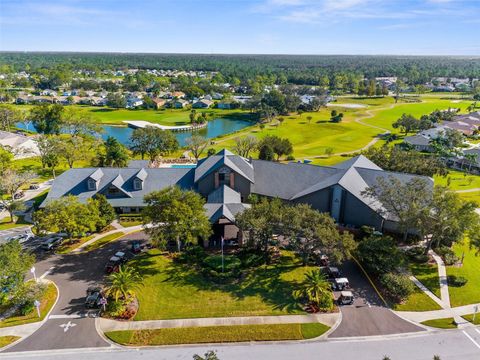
0, 0, 479, 55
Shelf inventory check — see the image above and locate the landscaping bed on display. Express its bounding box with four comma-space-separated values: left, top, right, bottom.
105, 323, 330, 346
0, 282, 57, 328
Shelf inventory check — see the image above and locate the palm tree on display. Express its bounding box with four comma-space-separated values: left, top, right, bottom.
106, 266, 141, 302
295, 270, 332, 311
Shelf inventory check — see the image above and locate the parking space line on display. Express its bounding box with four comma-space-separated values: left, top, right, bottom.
463, 330, 480, 350
476, 329, 480, 335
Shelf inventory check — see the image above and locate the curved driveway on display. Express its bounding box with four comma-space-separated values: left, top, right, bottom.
4, 231, 148, 352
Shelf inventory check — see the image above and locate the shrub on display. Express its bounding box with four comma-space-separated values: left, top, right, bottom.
19, 300, 35, 316
356, 235, 404, 276
435, 246, 458, 266
286, 155, 295, 161
380, 272, 414, 302
175, 245, 206, 265
447, 275, 468, 287
203, 255, 241, 273
405, 247, 429, 264
105, 299, 127, 317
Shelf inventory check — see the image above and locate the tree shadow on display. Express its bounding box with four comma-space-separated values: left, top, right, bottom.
158, 253, 303, 314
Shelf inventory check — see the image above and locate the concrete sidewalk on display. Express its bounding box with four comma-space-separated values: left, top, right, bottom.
98, 313, 340, 332
395, 302, 480, 323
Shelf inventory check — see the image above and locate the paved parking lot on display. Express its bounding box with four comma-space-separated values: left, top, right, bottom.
5, 231, 148, 352
330, 260, 423, 337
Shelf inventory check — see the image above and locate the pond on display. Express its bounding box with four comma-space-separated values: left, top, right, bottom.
16, 117, 253, 147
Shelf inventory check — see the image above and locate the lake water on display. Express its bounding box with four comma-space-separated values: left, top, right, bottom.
16, 117, 253, 147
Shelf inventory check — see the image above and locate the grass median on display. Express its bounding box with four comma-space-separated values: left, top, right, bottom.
420, 317, 457, 329
105, 323, 330, 346
462, 314, 480, 325
84, 232, 125, 252
0, 336, 20, 348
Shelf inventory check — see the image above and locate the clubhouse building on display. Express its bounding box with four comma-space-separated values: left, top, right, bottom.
43, 149, 432, 246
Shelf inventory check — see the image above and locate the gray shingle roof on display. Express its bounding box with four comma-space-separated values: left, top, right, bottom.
195, 149, 254, 183
207, 185, 241, 204
404, 135, 431, 146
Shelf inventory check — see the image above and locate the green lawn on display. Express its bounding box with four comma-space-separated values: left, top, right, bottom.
131, 250, 316, 320
0, 283, 57, 328
119, 220, 143, 228
447, 240, 480, 307
0, 336, 20, 348
54, 106, 250, 126
434, 170, 480, 191
457, 191, 480, 205
56, 235, 95, 254
394, 287, 442, 312
410, 263, 441, 298
105, 323, 330, 346
84, 232, 125, 252
421, 317, 457, 329
462, 314, 480, 325
0, 216, 29, 231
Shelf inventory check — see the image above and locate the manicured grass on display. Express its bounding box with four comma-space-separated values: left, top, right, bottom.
56, 235, 94, 254
447, 240, 480, 307
410, 263, 441, 298
394, 287, 442, 312
434, 170, 480, 191
457, 191, 480, 205
119, 221, 143, 228
0, 336, 20, 348
0, 283, 57, 328
105, 322, 330, 346
58, 106, 249, 126
361, 98, 473, 131
0, 216, 28, 231
131, 250, 316, 320
84, 232, 125, 252
462, 314, 480, 325
421, 317, 457, 329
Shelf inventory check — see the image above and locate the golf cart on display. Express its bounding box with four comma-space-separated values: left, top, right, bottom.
333, 277, 350, 291
338, 291, 354, 305
131, 241, 141, 254
85, 287, 103, 308
105, 252, 127, 274
326, 266, 341, 278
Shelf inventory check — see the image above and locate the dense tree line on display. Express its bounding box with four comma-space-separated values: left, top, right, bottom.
2, 53, 480, 87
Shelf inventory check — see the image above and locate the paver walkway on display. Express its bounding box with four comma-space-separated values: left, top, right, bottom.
98, 313, 340, 332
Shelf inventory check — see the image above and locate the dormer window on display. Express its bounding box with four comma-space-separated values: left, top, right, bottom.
133, 178, 143, 190
87, 178, 97, 191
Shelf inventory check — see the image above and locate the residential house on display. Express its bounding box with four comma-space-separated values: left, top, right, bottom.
126, 96, 144, 109
43, 149, 432, 247
449, 148, 480, 174
40, 89, 57, 96
0, 131, 40, 159
217, 101, 239, 110
192, 99, 214, 109
151, 98, 167, 109
171, 99, 189, 109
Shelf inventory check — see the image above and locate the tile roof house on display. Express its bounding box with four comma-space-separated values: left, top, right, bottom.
43, 149, 432, 246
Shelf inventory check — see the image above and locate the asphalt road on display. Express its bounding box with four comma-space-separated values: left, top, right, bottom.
5, 231, 148, 353
2, 328, 480, 360
330, 260, 423, 337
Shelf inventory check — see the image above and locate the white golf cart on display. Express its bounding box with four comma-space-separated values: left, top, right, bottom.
333, 277, 350, 291
338, 291, 354, 305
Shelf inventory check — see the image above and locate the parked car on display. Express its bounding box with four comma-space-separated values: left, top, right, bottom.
13, 191, 24, 200
105, 252, 127, 273
338, 291, 355, 305
332, 277, 350, 291
29, 183, 40, 190
85, 287, 103, 308
41, 236, 63, 251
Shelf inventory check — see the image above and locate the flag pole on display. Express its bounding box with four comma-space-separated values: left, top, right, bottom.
221, 236, 224, 273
